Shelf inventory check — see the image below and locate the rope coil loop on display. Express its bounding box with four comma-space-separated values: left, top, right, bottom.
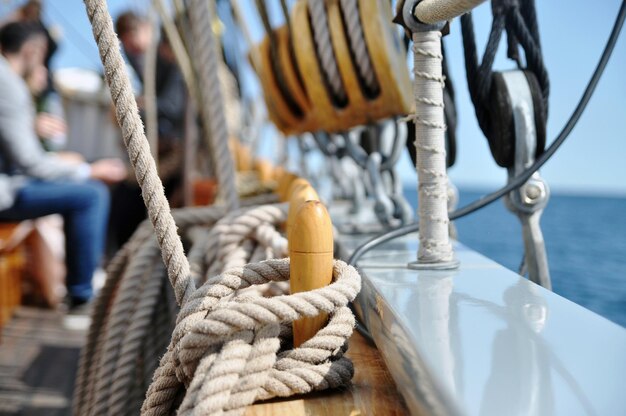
142, 259, 361, 415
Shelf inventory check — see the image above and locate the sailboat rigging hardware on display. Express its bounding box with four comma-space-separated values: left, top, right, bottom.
79, 1, 367, 412
501, 70, 551, 289
461, 0, 549, 167
350, 0, 625, 341
350, 0, 626, 274
253, 0, 412, 134
343, 122, 413, 227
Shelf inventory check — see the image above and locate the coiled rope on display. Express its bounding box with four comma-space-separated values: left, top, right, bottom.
143, 258, 360, 415
74, 201, 361, 415
73, 207, 224, 416
79, 1, 362, 414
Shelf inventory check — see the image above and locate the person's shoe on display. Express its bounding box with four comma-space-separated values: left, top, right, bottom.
62, 295, 93, 315
61, 296, 93, 331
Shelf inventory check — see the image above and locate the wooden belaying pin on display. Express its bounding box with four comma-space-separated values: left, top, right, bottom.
254, 159, 274, 184
287, 178, 319, 248
238, 144, 253, 172
289, 200, 334, 347
277, 172, 298, 201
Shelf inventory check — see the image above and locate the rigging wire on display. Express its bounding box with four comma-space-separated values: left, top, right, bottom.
349, 0, 626, 296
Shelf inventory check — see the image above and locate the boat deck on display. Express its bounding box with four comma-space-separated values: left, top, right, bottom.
337, 232, 626, 416
0, 307, 408, 416
0, 307, 86, 415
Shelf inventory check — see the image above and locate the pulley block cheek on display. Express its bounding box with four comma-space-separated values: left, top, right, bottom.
276, 27, 313, 117
487, 70, 547, 168
356, 0, 413, 119
252, 30, 314, 133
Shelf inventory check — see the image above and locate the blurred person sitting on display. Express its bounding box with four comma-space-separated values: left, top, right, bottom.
0, 21, 127, 309
109, 15, 186, 247
26, 63, 69, 152
115, 10, 152, 94
3, 0, 62, 103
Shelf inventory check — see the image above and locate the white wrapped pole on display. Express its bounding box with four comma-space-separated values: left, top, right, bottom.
401, 1, 458, 269
410, 31, 456, 267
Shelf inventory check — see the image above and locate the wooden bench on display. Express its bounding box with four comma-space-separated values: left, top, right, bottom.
0, 222, 31, 331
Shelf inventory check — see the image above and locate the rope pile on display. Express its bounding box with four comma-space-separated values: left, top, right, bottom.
143, 258, 360, 415
74, 201, 361, 416
79, 2, 362, 414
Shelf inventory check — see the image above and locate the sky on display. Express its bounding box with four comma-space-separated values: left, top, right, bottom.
1, 0, 624, 195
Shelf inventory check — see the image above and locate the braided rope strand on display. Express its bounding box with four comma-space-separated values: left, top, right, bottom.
82, 0, 193, 306
188, 0, 240, 211
143, 259, 360, 415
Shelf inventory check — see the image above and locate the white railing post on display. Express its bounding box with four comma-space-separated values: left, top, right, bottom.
400, 0, 459, 270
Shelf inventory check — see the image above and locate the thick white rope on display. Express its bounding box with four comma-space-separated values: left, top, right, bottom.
73, 207, 226, 416
142, 258, 360, 416
79, 2, 361, 414
410, 31, 454, 264
144, 7, 159, 164
188, 0, 239, 211
74, 204, 278, 415
74, 202, 360, 416
82, 0, 192, 305
414, 0, 488, 25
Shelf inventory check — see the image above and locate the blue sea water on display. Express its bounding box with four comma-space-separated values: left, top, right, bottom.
404, 188, 626, 328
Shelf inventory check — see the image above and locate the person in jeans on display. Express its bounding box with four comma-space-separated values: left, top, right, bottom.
0, 21, 127, 308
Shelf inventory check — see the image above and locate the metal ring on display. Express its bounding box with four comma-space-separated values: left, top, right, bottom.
402, 0, 446, 32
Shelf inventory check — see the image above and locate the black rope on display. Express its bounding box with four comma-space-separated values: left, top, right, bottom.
461, 0, 550, 167
506, 6, 550, 111
460, 12, 505, 140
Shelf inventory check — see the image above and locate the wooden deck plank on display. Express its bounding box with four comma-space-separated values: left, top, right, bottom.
246, 332, 408, 416
0, 307, 85, 416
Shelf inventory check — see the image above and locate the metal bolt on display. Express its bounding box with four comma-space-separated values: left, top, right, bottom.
522, 181, 546, 204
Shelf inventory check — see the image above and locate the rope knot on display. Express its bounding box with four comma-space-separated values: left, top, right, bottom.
143, 258, 361, 415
